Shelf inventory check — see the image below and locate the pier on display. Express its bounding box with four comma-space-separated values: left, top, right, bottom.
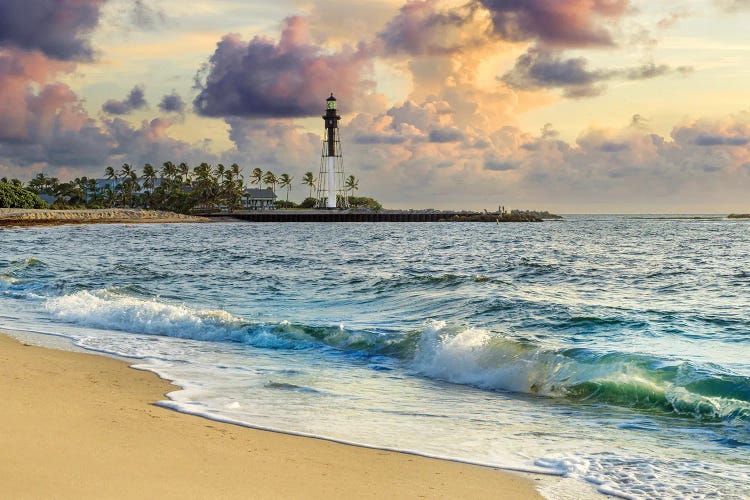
203, 210, 543, 223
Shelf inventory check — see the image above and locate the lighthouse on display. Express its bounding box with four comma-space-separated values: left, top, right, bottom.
316, 93, 347, 209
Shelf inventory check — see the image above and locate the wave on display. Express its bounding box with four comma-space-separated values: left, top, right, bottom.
367, 272, 499, 293
1, 258, 57, 298
3, 257, 47, 275
413, 322, 750, 422
9, 257, 46, 268
44, 289, 413, 354
44, 289, 750, 423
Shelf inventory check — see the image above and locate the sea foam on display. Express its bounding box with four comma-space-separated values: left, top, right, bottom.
44, 290, 750, 423
413, 321, 750, 422
45, 289, 244, 341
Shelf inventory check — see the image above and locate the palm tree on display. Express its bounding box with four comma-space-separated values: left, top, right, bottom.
87, 178, 99, 205
74, 176, 89, 205
302, 172, 316, 198
160, 161, 175, 179
103, 166, 118, 206
160, 161, 179, 192
119, 164, 139, 207
193, 162, 216, 208
128, 170, 140, 207
103, 188, 116, 208
230, 163, 242, 182
54, 182, 77, 207
104, 166, 117, 187
27, 172, 51, 194
178, 162, 191, 185
250, 167, 263, 187
230, 164, 243, 191
263, 171, 277, 192
142, 163, 157, 206
224, 164, 243, 211
345, 175, 359, 194
278, 174, 293, 202
215, 164, 226, 184
119, 163, 134, 180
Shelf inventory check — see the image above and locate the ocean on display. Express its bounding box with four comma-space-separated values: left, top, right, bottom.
1, 216, 748, 499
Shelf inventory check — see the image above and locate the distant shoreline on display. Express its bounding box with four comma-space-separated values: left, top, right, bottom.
202, 210, 547, 223
0, 208, 210, 228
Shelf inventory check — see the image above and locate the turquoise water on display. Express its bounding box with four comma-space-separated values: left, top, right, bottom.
1, 217, 748, 498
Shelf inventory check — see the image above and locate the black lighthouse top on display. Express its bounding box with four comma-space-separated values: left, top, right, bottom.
326, 93, 337, 109
323, 93, 340, 129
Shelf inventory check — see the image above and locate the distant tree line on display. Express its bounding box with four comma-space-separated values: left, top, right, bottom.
2, 165, 369, 213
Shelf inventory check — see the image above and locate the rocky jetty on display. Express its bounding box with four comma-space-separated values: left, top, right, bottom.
442, 212, 543, 222
0, 208, 209, 227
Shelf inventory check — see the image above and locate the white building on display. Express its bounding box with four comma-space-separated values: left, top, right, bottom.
241, 188, 277, 210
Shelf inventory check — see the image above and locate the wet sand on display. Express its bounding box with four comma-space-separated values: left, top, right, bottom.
0, 333, 543, 499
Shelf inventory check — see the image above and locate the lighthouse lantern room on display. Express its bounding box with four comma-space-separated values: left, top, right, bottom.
316, 93, 348, 209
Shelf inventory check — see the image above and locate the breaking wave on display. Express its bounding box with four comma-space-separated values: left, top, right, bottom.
45, 289, 750, 423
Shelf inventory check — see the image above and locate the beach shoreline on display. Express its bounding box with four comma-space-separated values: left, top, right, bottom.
0, 332, 544, 499
0, 208, 210, 228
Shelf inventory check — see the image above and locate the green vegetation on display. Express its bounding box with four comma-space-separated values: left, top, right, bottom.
345, 175, 359, 194
299, 197, 317, 209
0, 179, 48, 209
278, 173, 293, 201
274, 200, 298, 209
13, 164, 378, 214
348, 196, 382, 211
728, 213, 749, 219
302, 172, 316, 198
510, 209, 563, 220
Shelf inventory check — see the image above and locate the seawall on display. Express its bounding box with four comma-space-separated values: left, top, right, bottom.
205, 210, 543, 223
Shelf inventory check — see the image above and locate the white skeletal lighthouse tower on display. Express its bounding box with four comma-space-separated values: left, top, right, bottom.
316, 93, 348, 209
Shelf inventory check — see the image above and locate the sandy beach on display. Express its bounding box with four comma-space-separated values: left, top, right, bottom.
0, 333, 542, 499
0, 208, 209, 227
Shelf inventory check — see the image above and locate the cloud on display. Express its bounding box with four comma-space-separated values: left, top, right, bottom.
233, 93, 750, 211
502, 48, 692, 98
193, 16, 375, 118
630, 114, 649, 129
378, 0, 491, 56
221, 117, 320, 171
429, 127, 465, 143
158, 91, 186, 114
484, 158, 518, 171
354, 134, 407, 145
624, 62, 692, 80
0, 0, 215, 178
105, 117, 215, 167
691, 134, 750, 146
130, 0, 167, 30
716, 0, 750, 11
0, 51, 111, 167
657, 9, 692, 29
0, 50, 206, 175
672, 115, 750, 149
102, 85, 148, 115
477, 0, 630, 47
501, 48, 613, 97
0, 0, 104, 61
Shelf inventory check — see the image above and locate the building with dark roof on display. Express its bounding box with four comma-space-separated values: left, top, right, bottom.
242, 188, 277, 210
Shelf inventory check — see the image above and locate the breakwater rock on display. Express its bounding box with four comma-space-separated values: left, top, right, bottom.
0, 208, 209, 227
442, 212, 543, 222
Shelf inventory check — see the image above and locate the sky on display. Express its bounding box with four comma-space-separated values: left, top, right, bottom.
1, 0, 749, 212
